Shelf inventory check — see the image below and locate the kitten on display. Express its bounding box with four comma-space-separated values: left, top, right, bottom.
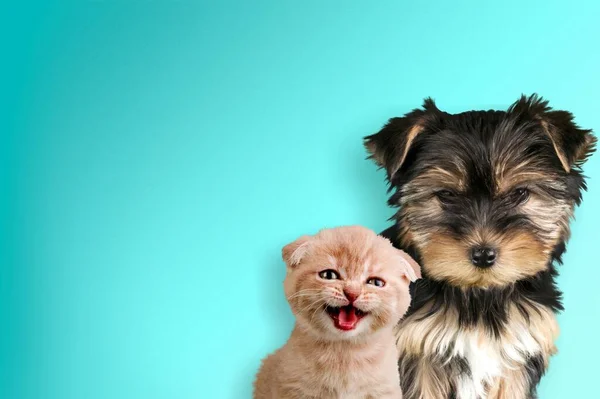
254, 226, 420, 399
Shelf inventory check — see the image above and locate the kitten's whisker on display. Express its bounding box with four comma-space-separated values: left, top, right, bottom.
286, 289, 323, 300
298, 298, 328, 314
309, 301, 328, 324
287, 288, 321, 297
288, 293, 323, 300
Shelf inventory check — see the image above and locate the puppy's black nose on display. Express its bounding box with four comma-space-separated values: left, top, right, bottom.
470, 247, 497, 268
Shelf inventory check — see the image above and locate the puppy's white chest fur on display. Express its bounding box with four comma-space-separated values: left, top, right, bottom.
396, 302, 559, 399
452, 330, 512, 398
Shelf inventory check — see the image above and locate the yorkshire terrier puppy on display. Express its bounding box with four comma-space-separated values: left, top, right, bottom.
364, 95, 596, 398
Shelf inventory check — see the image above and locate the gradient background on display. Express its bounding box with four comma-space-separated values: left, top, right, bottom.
2, 1, 599, 398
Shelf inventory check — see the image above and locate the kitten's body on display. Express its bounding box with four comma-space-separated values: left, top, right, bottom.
254, 226, 420, 399
255, 324, 400, 399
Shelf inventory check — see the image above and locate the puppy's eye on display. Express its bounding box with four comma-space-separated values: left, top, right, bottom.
366, 277, 385, 287
511, 187, 530, 204
318, 269, 340, 280
435, 189, 457, 204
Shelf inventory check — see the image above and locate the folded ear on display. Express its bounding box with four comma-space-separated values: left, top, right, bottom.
282, 235, 312, 268
363, 98, 442, 180
508, 94, 596, 172
395, 249, 421, 282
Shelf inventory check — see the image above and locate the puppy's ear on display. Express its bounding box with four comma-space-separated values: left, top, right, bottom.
509, 94, 597, 172
395, 249, 421, 282
282, 235, 312, 268
363, 98, 441, 179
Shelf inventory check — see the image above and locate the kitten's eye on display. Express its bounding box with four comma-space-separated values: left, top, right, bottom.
511, 187, 530, 205
318, 269, 340, 280
366, 277, 386, 287
435, 189, 457, 204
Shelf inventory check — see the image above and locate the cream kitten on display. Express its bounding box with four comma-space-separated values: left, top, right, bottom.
254, 226, 421, 399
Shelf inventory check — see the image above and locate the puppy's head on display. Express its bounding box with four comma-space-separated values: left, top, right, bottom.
365, 95, 596, 288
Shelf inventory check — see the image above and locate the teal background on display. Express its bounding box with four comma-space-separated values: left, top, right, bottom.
2, 1, 599, 398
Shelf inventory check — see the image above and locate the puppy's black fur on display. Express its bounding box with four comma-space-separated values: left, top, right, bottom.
364, 95, 596, 398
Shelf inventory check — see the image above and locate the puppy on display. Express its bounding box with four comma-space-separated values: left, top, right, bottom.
363, 95, 596, 398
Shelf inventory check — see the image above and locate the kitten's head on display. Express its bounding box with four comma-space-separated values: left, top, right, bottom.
282, 226, 420, 340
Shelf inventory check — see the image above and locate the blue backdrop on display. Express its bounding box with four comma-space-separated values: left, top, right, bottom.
2, 1, 599, 398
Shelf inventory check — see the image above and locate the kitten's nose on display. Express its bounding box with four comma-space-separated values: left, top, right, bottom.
343, 289, 360, 304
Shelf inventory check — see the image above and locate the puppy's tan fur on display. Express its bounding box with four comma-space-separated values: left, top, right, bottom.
254, 226, 420, 399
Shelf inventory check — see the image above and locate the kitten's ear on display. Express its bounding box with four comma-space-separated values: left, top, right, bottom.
508, 94, 596, 172
282, 235, 312, 268
395, 249, 421, 282
363, 98, 442, 180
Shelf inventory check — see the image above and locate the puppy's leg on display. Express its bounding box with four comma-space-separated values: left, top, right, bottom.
488, 355, 546, 399
399, 355, 452, 399
488, 372, 528, 399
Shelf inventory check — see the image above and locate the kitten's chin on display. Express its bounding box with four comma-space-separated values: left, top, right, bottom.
295, 313, 374, 342
295, 306, 376, 340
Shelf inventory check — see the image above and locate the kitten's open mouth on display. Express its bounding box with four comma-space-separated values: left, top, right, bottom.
325, 305, 367, 331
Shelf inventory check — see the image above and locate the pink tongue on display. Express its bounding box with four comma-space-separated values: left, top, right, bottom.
338, 307, 358, 328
